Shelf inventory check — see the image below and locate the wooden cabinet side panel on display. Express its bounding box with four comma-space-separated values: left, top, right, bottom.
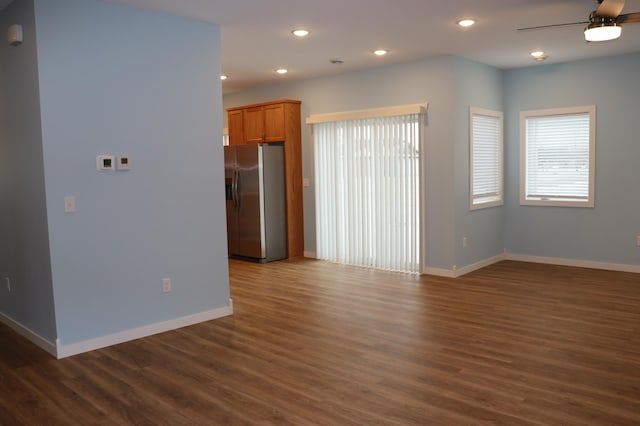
283, 103, 304, 257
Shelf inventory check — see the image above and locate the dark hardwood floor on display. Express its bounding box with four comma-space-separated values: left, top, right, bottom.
1, 259, 640, 425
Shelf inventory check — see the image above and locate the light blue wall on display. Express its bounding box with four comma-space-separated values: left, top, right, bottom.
452, 57, 505, 269
31, 0, 229, 345
0, 0, 57, 341
226, 52, 639, 271
224, 56, 510, 271
504, 53, 640, 266
224, 57, 460, 270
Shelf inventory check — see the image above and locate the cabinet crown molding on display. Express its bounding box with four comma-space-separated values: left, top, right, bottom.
227, 99, 301, 112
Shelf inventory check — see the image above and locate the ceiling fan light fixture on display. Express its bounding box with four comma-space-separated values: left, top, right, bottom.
584, 23, 622, 41
584, 14, 622, 41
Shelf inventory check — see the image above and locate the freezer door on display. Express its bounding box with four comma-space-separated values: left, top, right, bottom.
224, 146, 239, 256
235, 144, 266, 258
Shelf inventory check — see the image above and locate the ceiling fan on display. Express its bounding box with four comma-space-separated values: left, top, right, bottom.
517, 0, 640, 41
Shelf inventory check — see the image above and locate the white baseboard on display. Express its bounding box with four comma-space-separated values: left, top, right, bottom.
506, 253, 640, 274
453, 252, 508, 277
303, 251, 317, 259
422, 267, 456, 278
0, 312, 57, 357
56, 303, 233, 359
3, 302, 234, 359
422, 252, 507, 278
422, 252, 638, 278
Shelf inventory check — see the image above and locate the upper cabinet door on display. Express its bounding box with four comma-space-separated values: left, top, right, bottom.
243, 106, 265, 143
227, 110, 244, 145
228, 100, 289, 144
263, 103, 285, 142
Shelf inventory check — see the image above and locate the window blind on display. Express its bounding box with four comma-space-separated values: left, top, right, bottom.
470, 109, 503, 209
313, 114, 421, 273
524, 112, 591, 203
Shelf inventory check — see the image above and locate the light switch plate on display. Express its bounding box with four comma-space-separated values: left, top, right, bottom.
64, 196, 76, 213
8, 24, 23, 46
162, 278, 172, 293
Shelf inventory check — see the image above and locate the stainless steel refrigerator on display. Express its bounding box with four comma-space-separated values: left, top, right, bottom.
224, 144, 287, 262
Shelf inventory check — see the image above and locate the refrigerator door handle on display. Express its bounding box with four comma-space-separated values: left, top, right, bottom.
232, 167, 240, 210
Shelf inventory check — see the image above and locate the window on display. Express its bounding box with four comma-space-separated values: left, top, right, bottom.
470, 107, 503, 210
520, 106, 595, 207
308, 104, 425, 274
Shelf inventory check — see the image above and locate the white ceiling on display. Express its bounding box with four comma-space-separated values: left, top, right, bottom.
3, 0, 640, 94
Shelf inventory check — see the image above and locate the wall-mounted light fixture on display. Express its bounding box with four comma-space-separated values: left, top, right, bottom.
8, 24, 23, 46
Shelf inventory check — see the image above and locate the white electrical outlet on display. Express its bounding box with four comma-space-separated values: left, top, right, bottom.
637, 235, 640, 247
463, 237, 468, 248
5, 277, 10, 292
162, 278, 172, 293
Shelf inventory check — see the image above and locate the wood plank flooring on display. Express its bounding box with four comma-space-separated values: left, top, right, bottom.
1, 259, 640, 425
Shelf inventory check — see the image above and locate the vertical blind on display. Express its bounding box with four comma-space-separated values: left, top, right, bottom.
470, 109, 503, 208
313, 114, 420, 273
524, 112, 591, 202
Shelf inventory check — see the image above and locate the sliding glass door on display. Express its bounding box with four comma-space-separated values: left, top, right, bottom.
313, 113, 421, 273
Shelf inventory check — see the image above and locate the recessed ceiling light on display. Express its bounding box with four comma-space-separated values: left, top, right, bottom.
275, 68, 288, 74
457, 19, 476, 27
530, 50, 548, 61
373, 49, 388, 56
220, 75, 228, 81
292, 29, 310, 37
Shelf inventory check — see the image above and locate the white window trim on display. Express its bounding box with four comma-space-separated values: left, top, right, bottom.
306, 103, 428, 124
469, 107, 504, 211
520, 105, 596, 208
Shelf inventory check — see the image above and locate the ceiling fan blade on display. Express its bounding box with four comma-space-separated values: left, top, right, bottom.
596, 0, 625, 17
617, 12, 640, 23
516, 21, 588, 32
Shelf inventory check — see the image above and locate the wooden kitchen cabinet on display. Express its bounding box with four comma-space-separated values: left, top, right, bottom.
243, 106, 263, 143
226, 100, 304, 258
243, 103, 286, 143
227, 109, 244, 145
